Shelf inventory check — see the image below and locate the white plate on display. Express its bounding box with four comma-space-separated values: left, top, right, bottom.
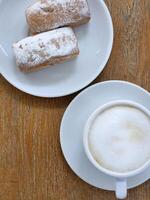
60, 81, 150, 190
0, 0, 113, 97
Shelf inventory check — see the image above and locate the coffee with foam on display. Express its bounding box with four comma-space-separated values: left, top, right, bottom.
88, 105, 150, 173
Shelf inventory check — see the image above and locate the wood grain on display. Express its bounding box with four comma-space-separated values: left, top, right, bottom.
0, 0, 150, 199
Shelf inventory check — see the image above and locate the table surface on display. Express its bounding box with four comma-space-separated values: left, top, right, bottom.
0, 0, 150, 199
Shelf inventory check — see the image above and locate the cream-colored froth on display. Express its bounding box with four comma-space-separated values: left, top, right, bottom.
88, 105, 150, 173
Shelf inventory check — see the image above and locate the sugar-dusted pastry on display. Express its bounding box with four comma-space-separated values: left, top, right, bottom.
26, 0, 91, 34
13, 27, 79, 72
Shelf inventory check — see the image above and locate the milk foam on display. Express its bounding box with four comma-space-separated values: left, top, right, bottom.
88, 105, 150, 173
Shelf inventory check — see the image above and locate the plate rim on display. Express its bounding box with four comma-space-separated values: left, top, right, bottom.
0, 0, 114, 98
60, 80, 150, 120
60, 80, 150, 191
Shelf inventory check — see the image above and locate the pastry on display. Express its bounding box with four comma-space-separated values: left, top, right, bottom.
13, 27, 79, 72
26, 0, 90, 34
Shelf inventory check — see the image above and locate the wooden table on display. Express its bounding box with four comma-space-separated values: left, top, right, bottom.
0, 0, 150, 199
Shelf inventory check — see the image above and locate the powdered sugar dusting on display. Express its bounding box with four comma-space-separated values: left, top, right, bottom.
43, 0, 90, 15
26, 0, 90, 33
13, 27, 78, 68
31, 0, 89, 15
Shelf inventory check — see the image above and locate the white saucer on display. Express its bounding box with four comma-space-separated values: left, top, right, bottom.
60, 81, 150, 191
0, 0, 113, 97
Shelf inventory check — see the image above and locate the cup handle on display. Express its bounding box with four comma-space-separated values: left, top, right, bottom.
115, 178, 127, 199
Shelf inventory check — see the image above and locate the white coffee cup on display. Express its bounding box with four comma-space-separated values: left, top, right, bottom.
83, 100, 150, 199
